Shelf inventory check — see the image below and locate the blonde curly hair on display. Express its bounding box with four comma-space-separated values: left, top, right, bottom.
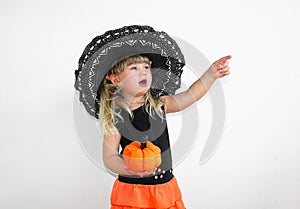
99, 55, 165, 135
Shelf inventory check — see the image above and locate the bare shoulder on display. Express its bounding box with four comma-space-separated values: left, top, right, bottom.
159, 95, 181, 114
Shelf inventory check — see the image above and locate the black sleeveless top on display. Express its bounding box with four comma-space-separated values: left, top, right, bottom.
115, 104, 174, 185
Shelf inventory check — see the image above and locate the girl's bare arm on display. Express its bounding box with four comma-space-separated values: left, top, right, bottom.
161, 55, 231, 113
103, 125, 155, 177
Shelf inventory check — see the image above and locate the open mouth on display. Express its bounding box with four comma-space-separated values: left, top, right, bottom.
139, 79, 147, 86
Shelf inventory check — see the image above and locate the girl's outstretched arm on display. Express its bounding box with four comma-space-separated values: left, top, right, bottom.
161, 55, 232, 113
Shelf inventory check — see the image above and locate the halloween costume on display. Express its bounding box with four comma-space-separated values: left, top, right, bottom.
74, 25, 186, 208
111, 104, 185, 208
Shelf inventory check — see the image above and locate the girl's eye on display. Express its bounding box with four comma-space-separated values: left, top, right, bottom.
130, 66, 137, 71
144, 66, 150, 70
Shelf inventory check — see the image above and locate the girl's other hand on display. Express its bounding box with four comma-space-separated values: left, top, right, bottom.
208, 55, 232, 79
127, 167, 157, 177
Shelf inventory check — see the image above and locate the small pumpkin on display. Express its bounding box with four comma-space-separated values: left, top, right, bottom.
123, 141, 162, 172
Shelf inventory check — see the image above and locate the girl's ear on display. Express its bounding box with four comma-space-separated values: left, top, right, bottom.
108, 74, 120, 86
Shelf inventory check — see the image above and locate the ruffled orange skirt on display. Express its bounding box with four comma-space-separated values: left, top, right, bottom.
110, 177, 186, 209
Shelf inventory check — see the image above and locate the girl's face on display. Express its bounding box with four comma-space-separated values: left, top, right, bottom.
115, 62, 152, 100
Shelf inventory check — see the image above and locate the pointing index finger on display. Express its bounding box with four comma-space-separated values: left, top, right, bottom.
220, 55, 232, 63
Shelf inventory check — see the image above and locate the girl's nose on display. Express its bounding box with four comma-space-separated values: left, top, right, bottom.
138, 67, 147, 75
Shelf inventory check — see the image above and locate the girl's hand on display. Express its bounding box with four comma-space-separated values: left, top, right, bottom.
207, 55, 232, 79
127, 167, 157, 177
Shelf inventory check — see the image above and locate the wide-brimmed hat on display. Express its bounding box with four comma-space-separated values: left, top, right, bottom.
74, 25, 185, 119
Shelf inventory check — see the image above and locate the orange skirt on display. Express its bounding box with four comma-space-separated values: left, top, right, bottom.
110, 177, 186, 209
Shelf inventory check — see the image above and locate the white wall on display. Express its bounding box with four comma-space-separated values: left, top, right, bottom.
1, 0, 300, 208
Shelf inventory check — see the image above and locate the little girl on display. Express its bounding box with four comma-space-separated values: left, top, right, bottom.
74, 25, 231, 209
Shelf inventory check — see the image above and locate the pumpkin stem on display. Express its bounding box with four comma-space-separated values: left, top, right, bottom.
141, 135, 149, 149
141, 142, 147, 149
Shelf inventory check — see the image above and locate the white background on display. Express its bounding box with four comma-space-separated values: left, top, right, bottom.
1, 0, 300, 208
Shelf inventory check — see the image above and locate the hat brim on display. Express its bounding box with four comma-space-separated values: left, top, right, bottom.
74, 25, 185, 119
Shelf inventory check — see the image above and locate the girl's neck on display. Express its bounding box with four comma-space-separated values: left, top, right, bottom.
124, 96, 145, 110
